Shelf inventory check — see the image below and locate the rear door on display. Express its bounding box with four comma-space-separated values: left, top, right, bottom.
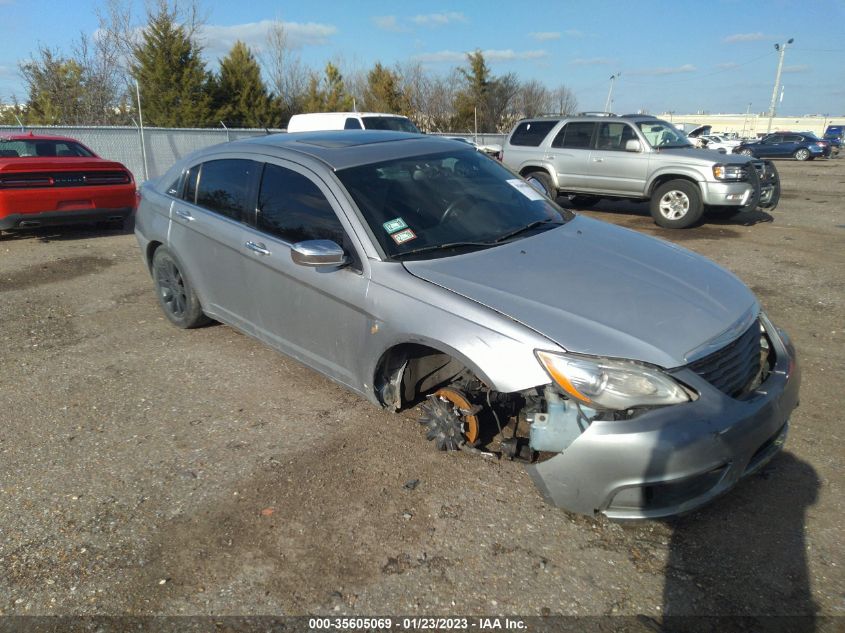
547, 121, 596, 190
584, 121, 649, 195
239, 160, 372, 390
168, 157, 258, 333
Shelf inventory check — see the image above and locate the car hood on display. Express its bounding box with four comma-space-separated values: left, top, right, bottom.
403, 216, 757, 368
656, 147, 751, 165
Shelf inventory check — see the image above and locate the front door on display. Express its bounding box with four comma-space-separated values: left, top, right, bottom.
584, 122, 649, 195
240, 160, 372, 391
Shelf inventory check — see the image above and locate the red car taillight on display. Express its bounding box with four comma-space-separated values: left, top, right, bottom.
0, 175, 54, 188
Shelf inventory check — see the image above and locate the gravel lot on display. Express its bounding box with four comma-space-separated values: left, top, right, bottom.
1, 159, 842, 621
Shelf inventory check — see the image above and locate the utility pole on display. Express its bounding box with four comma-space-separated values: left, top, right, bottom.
767, 38, 793, 133
604, 73, 620, 113
741, 102, 751, 138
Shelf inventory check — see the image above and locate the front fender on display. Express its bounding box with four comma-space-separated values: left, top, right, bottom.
646, 167, 706, 195
361, 265, 558, 404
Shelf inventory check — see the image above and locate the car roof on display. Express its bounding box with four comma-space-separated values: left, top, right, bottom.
228, 131, 470, 170
0, 132, 84, 142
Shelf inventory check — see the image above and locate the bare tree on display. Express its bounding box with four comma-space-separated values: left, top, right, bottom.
550, 84, 578, 115
264, 19, 310, 122
517, 79, 552, 118
398, 62, 456, 132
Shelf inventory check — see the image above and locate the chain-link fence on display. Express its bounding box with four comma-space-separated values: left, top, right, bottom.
0, 126, 507, 183
0, 126, 281, 182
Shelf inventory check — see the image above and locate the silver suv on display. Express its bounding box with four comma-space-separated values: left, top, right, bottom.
502, 114, 780, 228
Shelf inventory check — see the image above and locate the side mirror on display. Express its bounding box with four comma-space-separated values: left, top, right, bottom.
625, 139, 642, 152
291, 240, 349, 268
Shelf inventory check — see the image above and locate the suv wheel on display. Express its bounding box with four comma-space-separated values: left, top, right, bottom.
152, 247, 209, 328
524, 171, 554, 198
794, 148, 811, 161
650, 179, 703, 229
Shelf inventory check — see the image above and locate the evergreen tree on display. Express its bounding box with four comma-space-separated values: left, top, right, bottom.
20, 50, 86, 124
452, 50, 518, 132
131, 1, 212, 127
301, 63, 353, 113
361, 62, 409, 114
213, 41, 276, 128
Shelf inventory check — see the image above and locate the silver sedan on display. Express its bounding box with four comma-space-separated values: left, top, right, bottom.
134, 131, 800, 519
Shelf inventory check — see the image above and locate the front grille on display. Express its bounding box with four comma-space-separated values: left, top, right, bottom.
0, 170, 130, 189
689, 320, 761, 398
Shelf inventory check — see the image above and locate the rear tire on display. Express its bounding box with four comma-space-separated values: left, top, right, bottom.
794, 148, 811, 161
523, 171, 554, 198
650, 180, 703, 229
151, 247, 209, 329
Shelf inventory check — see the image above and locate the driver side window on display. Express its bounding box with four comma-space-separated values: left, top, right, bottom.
257, 163, 347, 246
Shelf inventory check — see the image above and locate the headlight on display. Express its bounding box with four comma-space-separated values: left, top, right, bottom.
535, 351, 690, 410
712, 164, 746, 181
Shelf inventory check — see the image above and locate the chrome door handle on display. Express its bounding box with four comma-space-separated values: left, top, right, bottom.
245, 241, 271, 256
593, 158, 603, 162
174, 208, 195, 221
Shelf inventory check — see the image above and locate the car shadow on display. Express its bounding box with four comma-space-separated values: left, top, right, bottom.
0, 218, 134, 243
555, 196, 775, 228
654, 451, 820, 631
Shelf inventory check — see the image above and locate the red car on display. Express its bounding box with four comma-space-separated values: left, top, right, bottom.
0, 133, 136, 232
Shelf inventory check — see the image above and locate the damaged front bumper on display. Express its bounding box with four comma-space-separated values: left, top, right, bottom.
526, 323, 800, 520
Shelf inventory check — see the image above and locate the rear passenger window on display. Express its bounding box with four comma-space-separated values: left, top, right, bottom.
195, 159, 257, 221
509, 121, 557, 146
552, 122, 596, 149
344, 118, 363, 129
257, 163, 346, 245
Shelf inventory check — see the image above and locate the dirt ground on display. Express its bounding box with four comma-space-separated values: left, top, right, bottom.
0, 158, 842, 621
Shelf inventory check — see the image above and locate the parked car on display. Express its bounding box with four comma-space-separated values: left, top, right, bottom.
698, 134, 742, 154
286, 112, 420, 133
135, 131, 799, 519
823, 124, 843, 152
0, 133, 136, 233
500, 114, 780, 229
733, 133, 831, 160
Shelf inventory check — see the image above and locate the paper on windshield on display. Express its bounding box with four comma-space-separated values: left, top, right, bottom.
507, 179, 545, 201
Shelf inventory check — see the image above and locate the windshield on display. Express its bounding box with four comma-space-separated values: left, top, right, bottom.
361, 116, 420, 133
0, 139, 94, 158
336, 149, 571, 261
636, 120, 691, 149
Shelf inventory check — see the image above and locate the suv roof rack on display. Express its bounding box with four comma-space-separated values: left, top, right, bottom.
620, 113, 657, 119
577, 111, 616, 117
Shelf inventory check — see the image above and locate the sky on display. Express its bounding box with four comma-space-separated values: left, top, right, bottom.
0, 0, 843, 117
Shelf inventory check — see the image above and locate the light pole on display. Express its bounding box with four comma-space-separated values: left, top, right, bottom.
767, 38, 793, 133
741, 102, 751, 138
604, 73, 620, 113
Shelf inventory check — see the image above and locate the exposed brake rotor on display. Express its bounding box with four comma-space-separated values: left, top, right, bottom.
418, 387, 482, 451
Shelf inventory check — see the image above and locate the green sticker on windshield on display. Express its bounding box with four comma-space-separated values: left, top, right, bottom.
383, 217, 408, 234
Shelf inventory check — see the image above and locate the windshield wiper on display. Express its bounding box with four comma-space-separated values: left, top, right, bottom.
493, 218, 563, 243
392, 240, 496, 260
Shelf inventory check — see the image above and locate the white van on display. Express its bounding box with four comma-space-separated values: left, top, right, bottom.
286, 112, 420, 134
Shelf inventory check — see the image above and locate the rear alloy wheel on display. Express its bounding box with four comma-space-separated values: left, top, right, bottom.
794, 148, 811, 161
151, 247, 209, 328
650, 179, 703, 229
